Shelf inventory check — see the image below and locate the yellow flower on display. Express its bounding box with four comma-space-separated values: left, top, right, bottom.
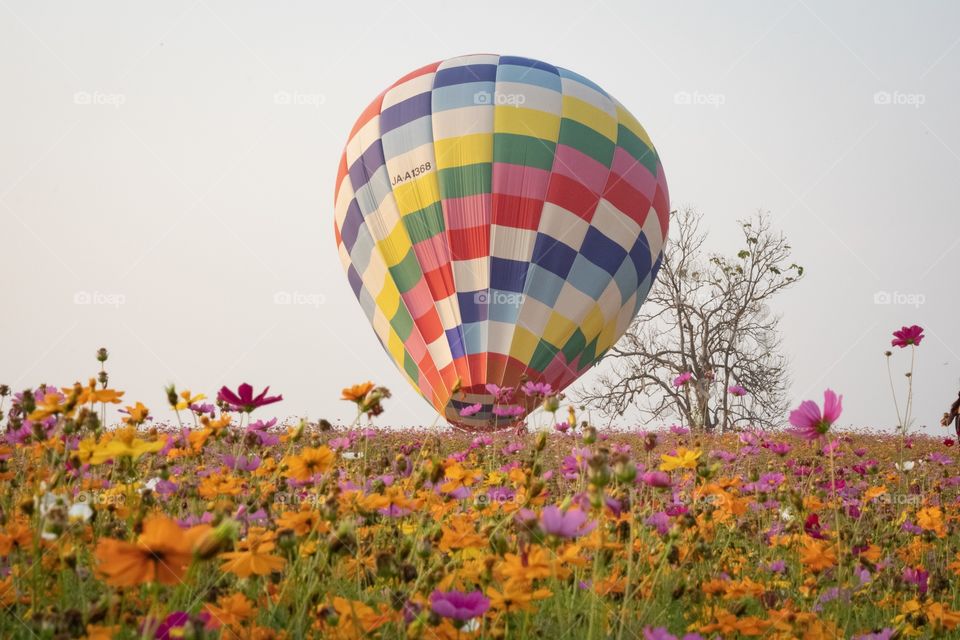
659, 447, 702, 472
75, 437, 99, 465
175, 390, 206, 411
122, 402, 150, 425
88, 427, 164, 465
28, 390, 72, 421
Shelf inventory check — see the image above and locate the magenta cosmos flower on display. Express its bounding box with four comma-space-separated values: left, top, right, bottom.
789, 389, 843, 440
429, 589, 490, 621
727, 385, 747, 396
891, 325, 924, 348
672, 372, 693, 387
641, 471, 672, 488
217, 383, 283, 413
539, 505, 597, 538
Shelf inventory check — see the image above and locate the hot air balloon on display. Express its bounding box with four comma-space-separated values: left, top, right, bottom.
334, 54, 669, 430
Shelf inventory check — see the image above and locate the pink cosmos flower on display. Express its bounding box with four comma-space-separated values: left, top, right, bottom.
459, 403, 482, 417
727, 385, 747, 396
891, 325, 924, 348
492, 404, 524, 417
766, 442, 792, 457
539, 505, 597, 539
788, 389, 843, 440
429, 589, 490, 621
484, 383, 513, 403
521, 381, 553, 397
672, 372, 693, 387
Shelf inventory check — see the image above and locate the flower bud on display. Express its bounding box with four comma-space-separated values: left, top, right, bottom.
529, 480, 545, 498
644, 433, 658, 452
195, 518, 240, 559
535, 432, 547, 452
542, 394, 560, 413
96, 348, 109, 363
614, 460, 637, 484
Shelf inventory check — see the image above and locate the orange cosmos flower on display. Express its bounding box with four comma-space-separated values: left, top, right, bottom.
0, 520, 33, 556
122, 402, 150, 426
276, 509, 323, 536
83, 624, 121, 640
798, 537, 837, 572
486, 582, 552, 614
341, 382, 375, 403
219, 527, 286, 577
71, 380, 125, 406
284, 446, 334, 481
94, 515, 211, 586
916, 506, 947, 538
204, 592, 255, 630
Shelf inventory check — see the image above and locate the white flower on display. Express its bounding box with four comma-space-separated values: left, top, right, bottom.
341, 451, 364, 460
140, 477, 161, 493
37, 492, 67, 517
462, 619, 480, 633
779, 506, 795, 522
896, 461, 916, 472
68, 502, 93, 522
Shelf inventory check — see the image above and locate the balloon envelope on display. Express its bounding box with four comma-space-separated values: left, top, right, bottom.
334, 54, 669, 430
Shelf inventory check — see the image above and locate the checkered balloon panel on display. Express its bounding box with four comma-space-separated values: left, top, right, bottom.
334, 54, 669, 430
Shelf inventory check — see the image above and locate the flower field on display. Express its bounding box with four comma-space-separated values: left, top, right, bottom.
2, 351, 959, 639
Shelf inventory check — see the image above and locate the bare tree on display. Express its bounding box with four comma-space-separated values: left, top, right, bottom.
580, 208, 804, 431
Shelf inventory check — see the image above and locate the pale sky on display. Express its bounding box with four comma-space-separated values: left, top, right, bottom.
2, 1, 958, 432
